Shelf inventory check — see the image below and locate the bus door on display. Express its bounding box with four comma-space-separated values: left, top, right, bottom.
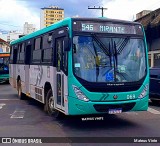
25, 42, 32, 94
54, 28, 68, 111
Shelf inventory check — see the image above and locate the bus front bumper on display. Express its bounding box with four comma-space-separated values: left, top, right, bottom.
68, 96, 148, 115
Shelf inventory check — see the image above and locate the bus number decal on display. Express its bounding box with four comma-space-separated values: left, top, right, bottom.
82, 24, 93, 31
127, 94, 136, 100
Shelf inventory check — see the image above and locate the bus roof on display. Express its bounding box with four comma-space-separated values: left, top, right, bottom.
10, 17, 142, 45
10, 17, 72, 45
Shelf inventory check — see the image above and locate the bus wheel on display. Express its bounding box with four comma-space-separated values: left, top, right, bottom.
17, 80, 26, 100
45, 89, 60, 118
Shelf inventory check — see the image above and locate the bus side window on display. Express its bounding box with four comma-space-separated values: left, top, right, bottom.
42, 33, 52, 64
32, 37, 42, 64
17, 43, 25, 64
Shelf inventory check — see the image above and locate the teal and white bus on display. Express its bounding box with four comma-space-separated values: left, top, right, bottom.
9, 18, 149, 117
0, 52, 10, 83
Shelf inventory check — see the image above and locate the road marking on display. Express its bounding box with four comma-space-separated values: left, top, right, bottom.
125, 112, 138, 115
0, 99, 19, 101
148, 107, 160, 114
0, 103, 6, 109
10, 109, 25, 119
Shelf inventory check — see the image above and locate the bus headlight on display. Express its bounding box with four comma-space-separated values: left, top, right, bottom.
72, 85, 89, 102
138, 84, 149, 99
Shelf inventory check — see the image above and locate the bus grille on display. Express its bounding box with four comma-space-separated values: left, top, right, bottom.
84, 85, 141, 92
93, 102, 136, 112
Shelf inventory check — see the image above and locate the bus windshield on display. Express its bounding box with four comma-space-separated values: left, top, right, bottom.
0, 57, 9, 72
73, 35, 146, 83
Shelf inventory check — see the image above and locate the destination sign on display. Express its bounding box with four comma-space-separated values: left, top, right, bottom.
73, 21, 143, 35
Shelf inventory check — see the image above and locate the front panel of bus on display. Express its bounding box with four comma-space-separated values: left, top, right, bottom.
67, 19, 149, 115
0, 53, 10, 83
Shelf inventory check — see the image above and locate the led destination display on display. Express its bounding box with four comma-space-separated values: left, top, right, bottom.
73, 21, 143, 35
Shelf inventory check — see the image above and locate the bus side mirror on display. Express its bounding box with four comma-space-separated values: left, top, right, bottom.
64, 37, 70, 51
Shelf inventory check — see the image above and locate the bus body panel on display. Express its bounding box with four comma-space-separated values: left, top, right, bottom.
29, 65, 68, 114
9, 64, 17, 88
17, 64, 25, 91
25, 65, 30, 94
29, 65, 55, 103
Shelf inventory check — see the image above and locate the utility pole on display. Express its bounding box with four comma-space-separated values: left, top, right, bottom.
88, 6, 107, 17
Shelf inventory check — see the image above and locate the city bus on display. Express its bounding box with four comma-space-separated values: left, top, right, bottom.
9, 17, 149, 117
0, 52, 10, 83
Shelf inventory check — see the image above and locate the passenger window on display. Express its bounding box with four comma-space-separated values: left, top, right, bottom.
42, 34, 52, 49
34, 37, 41, 50
42, 33, 53, 63
32, 37, 42, 63
17, 43, 25, 64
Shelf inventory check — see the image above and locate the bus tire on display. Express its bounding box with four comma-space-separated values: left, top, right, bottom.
17, 80, 26, 100
45, 89, 60, 118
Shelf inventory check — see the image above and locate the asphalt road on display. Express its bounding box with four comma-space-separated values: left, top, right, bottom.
0, 83, 160, 146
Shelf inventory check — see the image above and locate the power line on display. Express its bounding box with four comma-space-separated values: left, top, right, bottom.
88, 6, 107, 17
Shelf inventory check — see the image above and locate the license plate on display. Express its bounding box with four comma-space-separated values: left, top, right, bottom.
108, 108, 122, 114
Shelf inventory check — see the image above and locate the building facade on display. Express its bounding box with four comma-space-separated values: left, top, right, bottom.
40, 6, 64, 29
136, 10, 152, 19
0, 31, 23, 44
0, 38, 10, 52
135, 8, 160, 67
23, 22, 36, 35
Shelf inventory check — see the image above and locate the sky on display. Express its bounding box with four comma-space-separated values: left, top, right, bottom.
0, 0, 160, 32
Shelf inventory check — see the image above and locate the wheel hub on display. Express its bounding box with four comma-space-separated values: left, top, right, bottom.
49, 96, 55, 112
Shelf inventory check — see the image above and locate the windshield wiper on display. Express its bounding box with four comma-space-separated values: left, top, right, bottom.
91, 34, 111, 56
113, 41, 118, 67
109, 42, 112, 67
117, 37, 129, 54
113, 41, 117, 82
92, 33, 113, 69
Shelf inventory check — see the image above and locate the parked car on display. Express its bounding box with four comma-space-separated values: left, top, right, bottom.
149, 67, 160, 103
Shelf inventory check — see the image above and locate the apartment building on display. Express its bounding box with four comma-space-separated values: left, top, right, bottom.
40, 6, 64, 29
23, 22, 36, 35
